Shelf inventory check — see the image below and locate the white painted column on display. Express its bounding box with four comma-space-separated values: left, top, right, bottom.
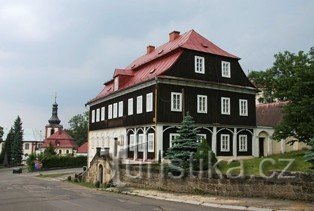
268, 136, 273, 156
212, 126, 217, 155
134, 132, 138, 160
143, 129, 148, 161
252, 129, 258, 157
233, 128, 237, 157
281, 139, 285, 154
156, 125, 163, 161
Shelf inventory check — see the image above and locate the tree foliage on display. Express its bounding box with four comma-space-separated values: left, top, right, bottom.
304, 138, 314, 170
66, 111, 88, 146
2, 128, 14, 166
43, 143, 57, 157
0, 126, 3, 141
165, 112, 199, 169
195, 138, 217, 170
11, 116, 24, 165
249, 49, 314, 144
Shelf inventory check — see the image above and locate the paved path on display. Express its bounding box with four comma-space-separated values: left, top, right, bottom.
0, 168, 229, 211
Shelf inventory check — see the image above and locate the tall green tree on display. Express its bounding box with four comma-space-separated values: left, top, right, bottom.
66, 111, 88, 146
11, 116, 24, 165
3, 128, 14, 165
249, 48, 314, 144
0, 126, 3, 141
304, 138, 314, 170
165, 112, 199, 169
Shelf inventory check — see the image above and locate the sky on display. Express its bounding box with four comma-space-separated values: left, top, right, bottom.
0, 0, 313, 136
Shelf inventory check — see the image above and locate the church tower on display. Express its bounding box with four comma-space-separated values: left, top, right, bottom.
45, 96, 63, 138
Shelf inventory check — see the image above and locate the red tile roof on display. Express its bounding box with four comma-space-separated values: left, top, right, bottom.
77, 141, 88, 153
88, 29, 239, 104
42, 130, 78, 149
256, 102, 288, 127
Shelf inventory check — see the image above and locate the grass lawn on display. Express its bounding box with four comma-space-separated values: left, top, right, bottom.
37, 173, 73, 178
218, 150, 311, 176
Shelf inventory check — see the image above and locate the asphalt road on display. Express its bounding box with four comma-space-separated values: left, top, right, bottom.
0, 167, 231, 211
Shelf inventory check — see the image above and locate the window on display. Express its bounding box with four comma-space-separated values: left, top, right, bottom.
195, 56, 205, 74
118, 101, 123, 117
113, 103, 118, 118
148, 133, 154, 152
137, 96, 143, 114
114, 77, 119, 91
101, 107, 105, 121
66, 150, 69, 154
221, 61, 231, 78
138, 134, 144, 152
239, 135, 248, 152
128, 98, 133, 115
171, 92, 182, 112
221, 134, 230, 152
108, 104, 113, 119
239, 99, 248, 116
24, 143, 29, 150
146, 93, 153, 112
197, 134, 206, 142
129, 134, 135, 151
221, 97, 230, 115
96, 108, 100, 122
91, 110, 95, 123
58, 150, 62, 154
197, 95, 207, 113
169, 133, 180, 148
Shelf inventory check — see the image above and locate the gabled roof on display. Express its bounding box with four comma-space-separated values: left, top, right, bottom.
88, 29, 239, 104
256, 101, 288, 127
77, 141, 88, 153
42, 130, 78, 149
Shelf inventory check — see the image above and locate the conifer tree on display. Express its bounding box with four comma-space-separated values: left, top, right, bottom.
304, 138, 314, 170
11, 116, 23, 165
3, 128, 14, 165
165, 112, 199, 168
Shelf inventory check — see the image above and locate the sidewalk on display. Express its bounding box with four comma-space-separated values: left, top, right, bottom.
105, 186, 314, 211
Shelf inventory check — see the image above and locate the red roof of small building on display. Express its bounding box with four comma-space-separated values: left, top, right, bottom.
256, 102, 288, 127
88, 30, 239, 104
77, 141, 88, 153
42, 129, 78, 149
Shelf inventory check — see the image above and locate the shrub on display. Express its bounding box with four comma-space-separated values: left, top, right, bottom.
95, 181, 100, 188
304, 138, 314, 170
74, 178, 78, 183
67, 176, 72, 181
195, 138, 217, 171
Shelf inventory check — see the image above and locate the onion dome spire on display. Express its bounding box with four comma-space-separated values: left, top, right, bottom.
48, 94, 61, 125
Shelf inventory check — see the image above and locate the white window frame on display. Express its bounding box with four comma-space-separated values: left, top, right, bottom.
114, 77, 119, 91
129, 134, 135, 151
239, 135, 248, 152
138, 134, 144, 152
108, 104, 113, 119
221, 97, 230, 115
137, 96, 143, 114
169, 133, 180, 148
194, 56, 205, 74
197, 95, 207, 113
171, 92, 182, 112
146, 92, 153, 112
148, 133, 154, 152
91, 110, 95, 123
221, 61, 231, 78
128, 98, 133, 115
101, 107, 105, 121
113, 103, 118, 118
197, 134, 207, 142
96, 108, 100, 122
239, 99, 248, 116
221, 134, 230, 152
118, 101, 123, 117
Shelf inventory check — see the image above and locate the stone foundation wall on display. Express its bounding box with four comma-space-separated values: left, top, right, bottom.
119, 167, 314, 201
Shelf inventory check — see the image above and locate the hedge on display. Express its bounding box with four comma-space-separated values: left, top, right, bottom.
28, 155, 87, 171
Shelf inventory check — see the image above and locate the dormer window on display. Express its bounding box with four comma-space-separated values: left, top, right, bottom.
222, 61, 231, 78
114, 77, 119, 91
195, 56, 205, 74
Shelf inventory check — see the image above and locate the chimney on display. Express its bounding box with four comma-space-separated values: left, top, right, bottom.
147, 45, 155, 54
169, 30, 180, 41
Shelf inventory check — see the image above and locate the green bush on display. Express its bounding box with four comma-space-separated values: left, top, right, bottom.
194, 138, 217, 170
67, 176, 72, 181
27, 153, 87, 171
95, 181, 100, 188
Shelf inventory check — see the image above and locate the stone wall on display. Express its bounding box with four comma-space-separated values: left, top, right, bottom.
119, 166, 314, 201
